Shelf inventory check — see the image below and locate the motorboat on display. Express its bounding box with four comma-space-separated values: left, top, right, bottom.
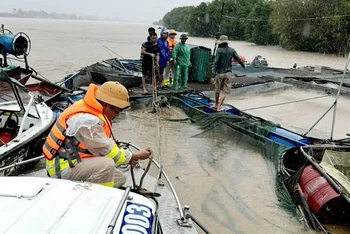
0, 68, 55, 175
0, 141, 204, 234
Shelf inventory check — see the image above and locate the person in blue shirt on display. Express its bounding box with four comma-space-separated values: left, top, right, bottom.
156, 28, 169, 88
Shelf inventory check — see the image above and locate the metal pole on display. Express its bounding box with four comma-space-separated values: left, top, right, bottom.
330, 52, 350, 140
0, 155, 44, 173
17, 93, 35, 137
304, 102, 335, 136
105, 185, 131, 234
31, 74, 72, 93
117, 141, 185, 221
187, 214, 211, 234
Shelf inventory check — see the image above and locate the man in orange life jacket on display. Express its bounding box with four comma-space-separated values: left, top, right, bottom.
163, 29, 177, 86
43, 81, 151, 188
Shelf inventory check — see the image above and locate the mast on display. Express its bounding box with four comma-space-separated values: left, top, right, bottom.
330, 52, 350, 140
304, 52, 350, 140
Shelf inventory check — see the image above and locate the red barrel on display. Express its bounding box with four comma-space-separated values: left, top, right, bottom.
299, 165, 339, 212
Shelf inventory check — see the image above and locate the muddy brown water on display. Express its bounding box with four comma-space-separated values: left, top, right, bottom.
2, 17, 350, 233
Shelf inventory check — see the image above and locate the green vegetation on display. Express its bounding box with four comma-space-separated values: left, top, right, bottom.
162, 0, 350, 55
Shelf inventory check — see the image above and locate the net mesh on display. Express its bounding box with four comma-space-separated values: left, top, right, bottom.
169, 96, 297, 214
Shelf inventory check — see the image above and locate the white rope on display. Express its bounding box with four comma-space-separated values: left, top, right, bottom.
151, 57, 164, 186
242, 94, 329, 111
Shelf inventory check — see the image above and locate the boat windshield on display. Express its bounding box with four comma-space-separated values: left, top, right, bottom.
0, 80, 30, 112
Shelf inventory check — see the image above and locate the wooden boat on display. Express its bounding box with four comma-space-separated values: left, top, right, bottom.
279, 145, 350, 232
2, 65, 78, 113
90, 71, 141, 88
0, 69, 55, 175
119, 58, 142, 72
3, 65, 32, 85
0, 141, 204, 234
0, 26, 73, 109
64, 58, 142, 90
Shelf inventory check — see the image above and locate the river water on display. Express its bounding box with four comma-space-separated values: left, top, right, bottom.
2, 18, 350, 234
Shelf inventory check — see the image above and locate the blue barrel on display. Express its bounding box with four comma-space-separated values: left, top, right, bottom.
0, 33, 28, 56
267, 127, 310, 147
0, 34, 15, 54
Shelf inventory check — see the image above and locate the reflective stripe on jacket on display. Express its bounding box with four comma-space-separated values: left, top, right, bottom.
43, 84, 126, 177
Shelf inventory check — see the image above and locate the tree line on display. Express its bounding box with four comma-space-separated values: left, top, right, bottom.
161, 0, 350, 56
0, 8, 120, 21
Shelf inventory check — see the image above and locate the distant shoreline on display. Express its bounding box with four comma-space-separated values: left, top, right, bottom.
0, 16, 153, 25
0, 9, 120, 22
0, 15, 120, 22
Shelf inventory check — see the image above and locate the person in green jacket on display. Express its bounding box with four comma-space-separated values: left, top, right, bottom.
172, 34, 191, 90
212, 35, 245, 111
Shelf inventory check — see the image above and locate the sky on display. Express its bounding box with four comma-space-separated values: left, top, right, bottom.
2, 0, 207, 23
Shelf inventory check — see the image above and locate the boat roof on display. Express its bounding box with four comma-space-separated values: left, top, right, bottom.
0, 177, 156, 234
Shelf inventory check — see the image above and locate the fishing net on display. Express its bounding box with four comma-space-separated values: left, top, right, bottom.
321, 150, 350, 195
169, 95, 297, 214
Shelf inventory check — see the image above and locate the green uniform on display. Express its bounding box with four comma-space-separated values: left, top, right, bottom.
172, 42, 191, 90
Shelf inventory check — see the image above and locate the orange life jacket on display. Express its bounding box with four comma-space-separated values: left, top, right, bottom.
167, 38, 177, 54
43, 84, 111, 161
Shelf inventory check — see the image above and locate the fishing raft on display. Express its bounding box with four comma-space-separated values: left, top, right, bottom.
168, 91, 350, 233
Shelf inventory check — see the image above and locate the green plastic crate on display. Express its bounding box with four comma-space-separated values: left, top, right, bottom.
188, 45, 212, 83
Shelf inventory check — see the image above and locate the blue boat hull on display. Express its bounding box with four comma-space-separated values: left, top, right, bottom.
177, 93, 315, 148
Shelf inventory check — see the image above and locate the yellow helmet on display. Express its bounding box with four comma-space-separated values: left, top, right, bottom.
169, 29, 177, 35
95, 81, 130, 109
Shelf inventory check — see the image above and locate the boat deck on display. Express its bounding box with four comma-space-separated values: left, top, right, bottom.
128, 76, 272, 99
22, 160, 198, 234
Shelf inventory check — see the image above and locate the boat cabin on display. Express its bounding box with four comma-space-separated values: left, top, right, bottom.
0, 69, 55, 174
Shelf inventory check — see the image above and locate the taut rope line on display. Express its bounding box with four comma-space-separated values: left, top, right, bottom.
151, 56, 164, 186
242, 94, 329, 111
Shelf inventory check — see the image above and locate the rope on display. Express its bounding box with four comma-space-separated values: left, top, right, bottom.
102, 45, 125, 59
139, 153, 153, 189
151, 57, 164, 186
242, 94, 329, 111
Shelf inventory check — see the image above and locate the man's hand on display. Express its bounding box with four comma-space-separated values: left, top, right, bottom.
150, 53, 155, 58
129, 147, 151, 167
139, 148, 152, 159
174, 59, 177, 65
129, 158, 138, 167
